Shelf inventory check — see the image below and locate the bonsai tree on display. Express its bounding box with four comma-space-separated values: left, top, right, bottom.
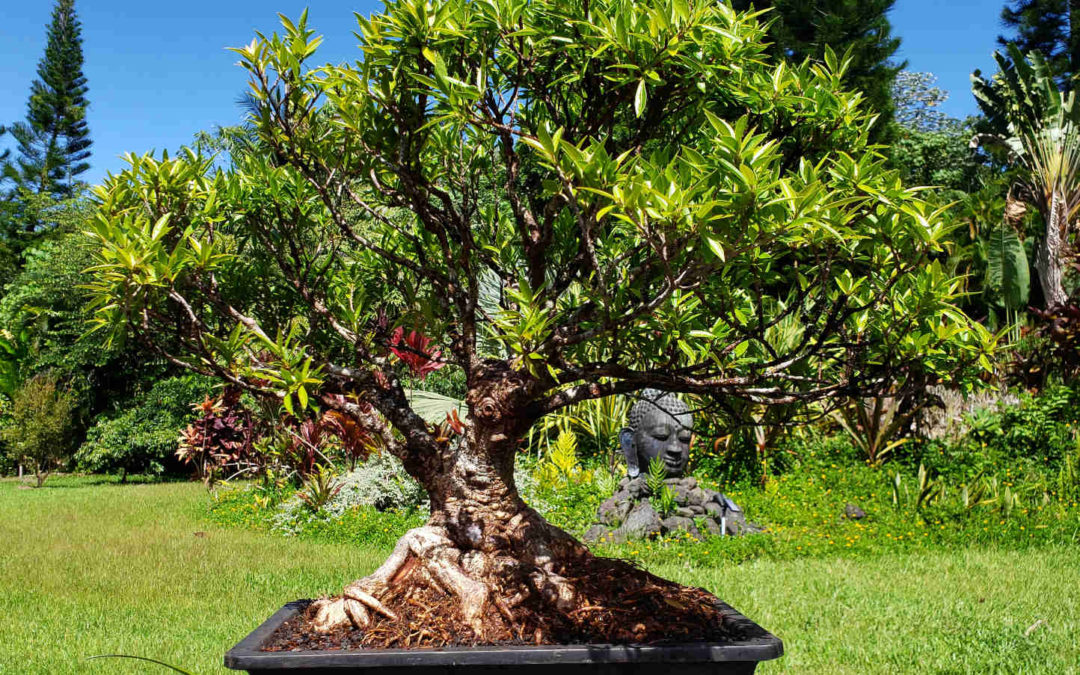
86, 0, 991, 643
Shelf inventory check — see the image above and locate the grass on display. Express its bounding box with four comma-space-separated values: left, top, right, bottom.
2, 476, 1079, 674
662, 548, 1080, 674
0, 476, 382, 675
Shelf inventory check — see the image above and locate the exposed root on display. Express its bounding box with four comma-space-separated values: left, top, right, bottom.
313, 525, 491, 637
297, 522, 739, 650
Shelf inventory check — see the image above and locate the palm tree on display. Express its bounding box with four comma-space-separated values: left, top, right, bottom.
972, 45, 1080, 308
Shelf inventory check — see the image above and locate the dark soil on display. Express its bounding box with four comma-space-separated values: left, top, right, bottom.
262, 557, 746, 651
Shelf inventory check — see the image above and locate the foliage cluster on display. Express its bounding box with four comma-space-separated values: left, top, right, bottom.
900, 384, 1080, 481
176, 387, 258, 487
0, 374, 76, 487
998, 0, 1080, 84
730, 0, 904, 137
206, 379, 1080, 567
209, 426, 1080, 569
75, 375, 214, 479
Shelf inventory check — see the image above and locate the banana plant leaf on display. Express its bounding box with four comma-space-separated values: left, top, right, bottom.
985, 223, 1030, 309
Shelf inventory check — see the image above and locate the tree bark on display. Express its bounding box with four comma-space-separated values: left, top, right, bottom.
309, 369, 733, 646
312, 420, 588, 639
1037, 189, 1069, 309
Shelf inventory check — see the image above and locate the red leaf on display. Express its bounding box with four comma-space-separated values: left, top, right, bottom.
389, 327, 446, 379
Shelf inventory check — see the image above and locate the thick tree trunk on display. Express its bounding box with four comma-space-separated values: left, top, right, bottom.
1037, 189, 1069, 309
312, 421, 588, 640
309, 375, 731, 647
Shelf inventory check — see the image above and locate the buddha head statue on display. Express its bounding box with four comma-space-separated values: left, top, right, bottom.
618, 389, 693, 478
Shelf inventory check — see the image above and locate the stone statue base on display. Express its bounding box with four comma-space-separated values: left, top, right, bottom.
583, 476, 759, 544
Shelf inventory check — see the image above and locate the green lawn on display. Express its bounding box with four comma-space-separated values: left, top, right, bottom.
1, 478, 1078, 674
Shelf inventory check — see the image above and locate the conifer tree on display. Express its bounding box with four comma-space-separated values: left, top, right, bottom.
998, 0, 1080, 83
732, 0, 905, 139
7, 0, 91, 199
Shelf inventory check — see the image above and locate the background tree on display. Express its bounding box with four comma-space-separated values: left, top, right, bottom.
0, 374, 75, 487
0, 195, 176, 477
999, 0, 1080, 84
732, 0, 905, 139
3, 0, 91, 205
86, 0, 991, 644
74, 377, 212, 481
893, 71, 955, 134
890, 71, 989, 195
973, 46, 1080, 308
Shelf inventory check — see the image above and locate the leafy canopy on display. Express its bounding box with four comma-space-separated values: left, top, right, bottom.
86, 0, 992, 430
731, 0, 905, 139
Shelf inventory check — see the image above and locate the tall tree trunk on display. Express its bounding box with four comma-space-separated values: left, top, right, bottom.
1037, 188, 1069, 309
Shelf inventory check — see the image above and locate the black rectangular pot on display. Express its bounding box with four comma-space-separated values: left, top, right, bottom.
224, 600, 783, 674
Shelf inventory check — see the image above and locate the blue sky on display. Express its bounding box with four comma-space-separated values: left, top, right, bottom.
1, 0, 1006, 187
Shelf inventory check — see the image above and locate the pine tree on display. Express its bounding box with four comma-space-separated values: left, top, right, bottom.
7, 0, 91, 199
998, 0, 1079, 82
732, 0, 905, 139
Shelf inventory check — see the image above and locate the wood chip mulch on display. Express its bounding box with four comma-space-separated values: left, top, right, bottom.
262, 556, 746, 652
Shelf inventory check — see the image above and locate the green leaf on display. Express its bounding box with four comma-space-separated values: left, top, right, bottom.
704, 235, 726, 261
985, 224, 1030, 309
634, 79, 647, 118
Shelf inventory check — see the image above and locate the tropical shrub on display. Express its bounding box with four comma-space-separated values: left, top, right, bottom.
1020, 301, 1080, 383
972, 46, 1080, 309
75, 375, 215, 479
895, 383, 1080, 484
248, 406, 377, 483
0, 374, 76, 486
833, 392, 920, 466
176, 387, 257, 487
987, 385, 1079, 465
297, 464, 344, 512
